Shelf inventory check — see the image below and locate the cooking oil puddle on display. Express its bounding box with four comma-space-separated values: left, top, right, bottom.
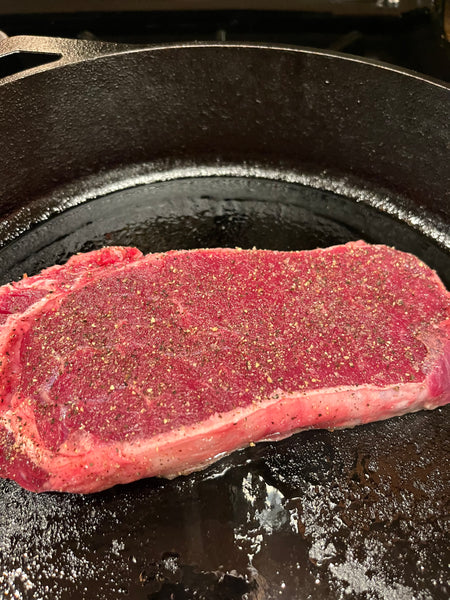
234, 472, 293, 561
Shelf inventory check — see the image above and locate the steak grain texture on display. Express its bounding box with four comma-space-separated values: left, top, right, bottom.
0, 242, 449, 494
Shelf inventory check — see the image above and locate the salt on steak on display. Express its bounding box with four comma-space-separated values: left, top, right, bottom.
0, 242, 449, 494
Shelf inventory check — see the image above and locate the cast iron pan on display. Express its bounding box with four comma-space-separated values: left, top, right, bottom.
0, 38, 449, 600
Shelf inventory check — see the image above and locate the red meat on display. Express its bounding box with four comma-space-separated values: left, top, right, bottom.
0, 242, 448, 494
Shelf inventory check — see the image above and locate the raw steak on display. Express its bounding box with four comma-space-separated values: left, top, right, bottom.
0, 242, 449, 494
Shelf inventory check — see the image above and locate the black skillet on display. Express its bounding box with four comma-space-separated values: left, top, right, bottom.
0, 37, 449, 600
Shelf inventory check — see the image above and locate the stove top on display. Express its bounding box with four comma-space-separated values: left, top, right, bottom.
0, 2, 449, 81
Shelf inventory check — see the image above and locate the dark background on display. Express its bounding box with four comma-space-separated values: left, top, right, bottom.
0, 0, 449, 81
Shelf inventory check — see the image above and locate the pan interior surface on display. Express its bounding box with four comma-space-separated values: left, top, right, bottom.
0, 176, 448, 600
0, 176, 448, 286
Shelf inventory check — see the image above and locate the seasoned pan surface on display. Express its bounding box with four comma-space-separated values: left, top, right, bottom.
0, 177, 449, 599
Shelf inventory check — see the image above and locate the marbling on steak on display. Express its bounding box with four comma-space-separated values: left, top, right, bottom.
0, 242, 449, 494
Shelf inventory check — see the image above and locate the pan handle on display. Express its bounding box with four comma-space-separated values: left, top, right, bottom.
0, 35, 134, 82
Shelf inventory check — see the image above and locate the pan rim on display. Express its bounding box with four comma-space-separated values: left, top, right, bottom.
0, 37, 449, 91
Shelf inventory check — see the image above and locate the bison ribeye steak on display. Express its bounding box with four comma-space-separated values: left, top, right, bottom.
0, 242, 449, 494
